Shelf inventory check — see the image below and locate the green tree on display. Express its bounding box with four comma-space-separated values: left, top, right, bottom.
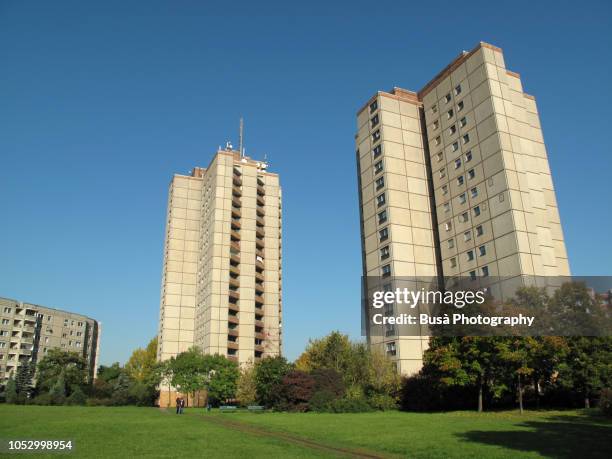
236, 362, 257, 407
36, 349, 88, 396
203, 354, 239, 405
254, 356, 292, 407
125, 337, 158, 383
15, 362, 36, 401
5, 375, 18, 404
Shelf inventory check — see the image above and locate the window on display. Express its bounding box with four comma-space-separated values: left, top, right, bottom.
455, 84, 462, 95
468, 169, 475, 180
459, 212, 469, 223
372, 130, 381, 142
459, 193, 467, 205
371, 114, 380, 128
447, 109, 454, 119
1, 320, 9, 325
479, 245, 487, 256
449, 125, 457, 135
444, 93, 452, 103
447, 239, 455, 249
0, 331, 7, 336
443, 202, 450, 213
442, 185, 449, 195
482, 266, 490, 277
476, 225, 484, 237
436, 152, 443, 162
439, 168, 446, 179
386, 341, 397, 355
471, 187, 478, 198
375, 177, 385, 191
460, 117, 467, 127
378, 210, 388, 224
457, 175, 464, 186
0, 343, 5, 348
434, 136, 441, 146
431, 104, 438, 114
473, 205, 481, 217
450, 257, 457, 268
370, 100, 378, 113
373, 145, 382, 158
464, 230, 472, 241
467, 250, 475, 261
465, 151, 473, 162
374, 160, 383, 174
499, 192, 505, 202
469, 270, 476, 280
433, 120, 439, 130
452, 141, 459, 152
380, 246, 390, 260
376, 193, 386, 207
379, 227, 389, 242
47, 315, 52, 321
458, 100, 464, 111
444, 221, 452, 231
382, 264, 391, 277
3, 307, 10, 314
64, 319, 68, 326
462, 134, 470, 144
455, 158, 462, 169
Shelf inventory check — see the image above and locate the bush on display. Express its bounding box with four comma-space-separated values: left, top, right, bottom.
309, 390, 337, 412
86, 398, 113, 406
328, 396, 374, 413
67, 386, 87, 406
29, 393, 52, 406
274, 371, 316, 412
311, 369, 345, 398
368, 393, 397, 411
599, 388, 612, 417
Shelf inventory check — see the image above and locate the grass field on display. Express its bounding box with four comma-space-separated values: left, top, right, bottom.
1, 405, 610, 458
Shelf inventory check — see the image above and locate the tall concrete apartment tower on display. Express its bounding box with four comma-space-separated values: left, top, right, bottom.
356, 42, 570, 375
157, 146, 282, 402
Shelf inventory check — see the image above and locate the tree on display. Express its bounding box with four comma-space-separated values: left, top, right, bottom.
254, 356, 292, 407
275, 370, 316, 412
203, 354, 239, 405
125, 337, 158, 383
15, 362, 36, 401
236, 362, 257, 407
5, 376, 18, 404
36, 350, 88, 396
497, 337, 537, 414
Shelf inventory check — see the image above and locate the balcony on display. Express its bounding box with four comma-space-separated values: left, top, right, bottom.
228, 328, 239, 337
231, 229, 241, 241
232, 198, 242, 209
230, 252, 240, 264
256, 207, 265, 217
229, 265, 240, 276
231, 207, 242, 218
257, 185, 265, 196
229, 290, 240, 301
255, 319, 264, 328
227, 341, 239, 350
255, 271, 264, 282
256, 247, 265, 258
256, 195, 265, 207
255, 258, 264, 269
227, 355, 238, 362
255, 332, 265, 340
231, 219, 241, 230
255, 293, 264, 304
230, 240, 240, 252
228, 315, 239, 325
233, 176, 242, 187
256, 215, 265, 226
229, 276, 240, 288
256, 227, 265, 238
232, 186, 242, 198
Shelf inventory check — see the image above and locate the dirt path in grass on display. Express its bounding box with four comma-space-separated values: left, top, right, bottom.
161, 409, 391, 458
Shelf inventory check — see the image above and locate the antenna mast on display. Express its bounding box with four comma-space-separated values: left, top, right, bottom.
239, 117, 244, 158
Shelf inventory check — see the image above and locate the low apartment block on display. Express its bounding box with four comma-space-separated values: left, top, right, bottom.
0, 296, 101, 388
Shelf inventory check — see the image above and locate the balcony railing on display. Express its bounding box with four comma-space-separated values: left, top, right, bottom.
228, 315, 239, 325
227, 341, 239, 350
229, 290, 240, 301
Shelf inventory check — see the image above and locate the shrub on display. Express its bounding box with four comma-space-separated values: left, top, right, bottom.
29, 393, 52, 406
67, 386, 87, 406
86, 398, 113, 407
328, 396, 374, 413
368, 393, 397, 411
309, 390, 337, 412
311, 369, 345, 398
599, 388, 612, 417
275, 370, 315, 412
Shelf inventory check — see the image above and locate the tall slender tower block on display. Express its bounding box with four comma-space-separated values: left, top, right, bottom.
157, 147, 282, 403
356, 42, 570, 374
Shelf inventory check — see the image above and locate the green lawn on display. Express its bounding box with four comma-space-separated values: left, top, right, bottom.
1, 405, 610, 458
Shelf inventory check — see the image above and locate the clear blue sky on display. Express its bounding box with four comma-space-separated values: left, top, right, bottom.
1, 0, 611, 365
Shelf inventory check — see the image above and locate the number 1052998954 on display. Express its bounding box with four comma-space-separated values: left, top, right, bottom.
2, 439, 74, 452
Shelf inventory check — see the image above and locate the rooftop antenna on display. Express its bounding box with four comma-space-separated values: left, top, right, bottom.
239, 117, 244, 158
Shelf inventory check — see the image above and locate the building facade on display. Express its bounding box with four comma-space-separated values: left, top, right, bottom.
0, 296, 100, 389
356, 42, 570, 374
157, 147, 282, 404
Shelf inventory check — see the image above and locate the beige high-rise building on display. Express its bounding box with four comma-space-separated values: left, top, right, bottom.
0, 296, 101, 389
356, 42, 570, 375
157, 146, 282, 403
